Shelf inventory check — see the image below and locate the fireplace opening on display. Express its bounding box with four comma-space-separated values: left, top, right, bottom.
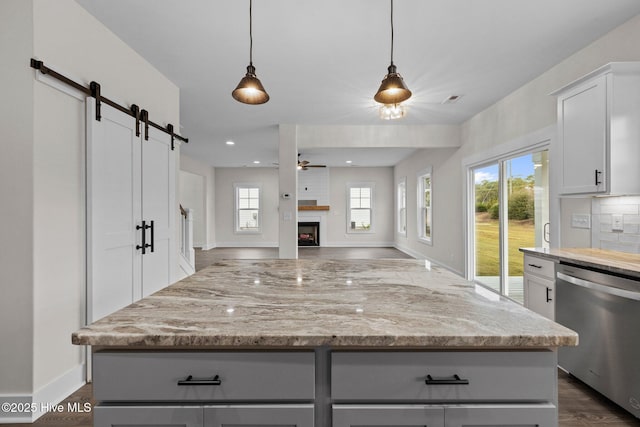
298, 222, 320, 247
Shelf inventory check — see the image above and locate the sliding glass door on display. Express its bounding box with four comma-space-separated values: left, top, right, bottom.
471, 150, 549, 303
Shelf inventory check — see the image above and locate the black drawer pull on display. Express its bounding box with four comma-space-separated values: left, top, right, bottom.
177, 374, 221, 386
528, 263, 542, 269
425, 374, 469, 385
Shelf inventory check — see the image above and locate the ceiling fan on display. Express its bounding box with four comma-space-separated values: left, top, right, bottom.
298, 154, 326, 170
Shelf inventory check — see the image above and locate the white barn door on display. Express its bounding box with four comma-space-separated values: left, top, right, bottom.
86, 98, 141, 322
86, 98, 175, 322
141, 126, 175, 297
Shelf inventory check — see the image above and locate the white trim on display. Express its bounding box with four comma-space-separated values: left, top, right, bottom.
461, 125, 556, 280
393, 243, 465, 277
198, 243, 217, 250
416, 167, 433, 246
346, 182, 375, 234
0, 364, 86, 423
234, 183, 263, 234
324, 241, 395, 248
33, 61, 86, 101
396, 177, 407, 237
215, 242, 278, 248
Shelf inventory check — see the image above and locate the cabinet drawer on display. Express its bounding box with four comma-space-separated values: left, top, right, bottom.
93, 352, 314, 401
524, 255, 555, 279
331, 351, 556, 402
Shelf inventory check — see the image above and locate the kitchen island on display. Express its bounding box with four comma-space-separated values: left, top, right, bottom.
73, 259, 577, 427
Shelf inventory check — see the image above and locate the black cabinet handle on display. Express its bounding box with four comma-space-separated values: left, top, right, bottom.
528, 263, 542, 269
425, 374, 469, 385
177, 374, 221, 386
136, 220, 148, 254
148, 220, 155, 253
595, 169, 602, 185
546, 287, 553, 302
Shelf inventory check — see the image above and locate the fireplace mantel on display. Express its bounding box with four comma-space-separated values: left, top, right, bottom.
298, 205, 330, 211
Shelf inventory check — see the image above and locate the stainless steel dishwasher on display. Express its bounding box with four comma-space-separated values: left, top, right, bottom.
556, 263, 640, 419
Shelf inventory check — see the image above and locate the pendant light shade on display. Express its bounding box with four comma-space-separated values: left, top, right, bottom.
232, 0, 269, 105
374, 0, 411, 116
232, 64, 269, 104
374, 63, 411, 104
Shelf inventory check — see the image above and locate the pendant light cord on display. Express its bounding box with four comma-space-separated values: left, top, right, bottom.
390, 0, 394, 66
249, 0, 253, 65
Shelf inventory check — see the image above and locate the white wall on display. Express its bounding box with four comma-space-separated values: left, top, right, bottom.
327, 167, 395, 246
394, 148, 461, 272
0, 0, 35, 401
410, 14, 640, 274
180, 154, 216, 249
215, 168, 280, 247
0, 0, 181, 421
180, 171, 205, 246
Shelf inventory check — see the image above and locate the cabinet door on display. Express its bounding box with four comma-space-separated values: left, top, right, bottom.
94, 405, 203, 427
524, 274, 554, 320
333, 405, 444, 427
558, 74, 607, 194
86, 98, 142, 322
141, 126, 175, 296
445, 404, 556, 427
204, 405, 314, 427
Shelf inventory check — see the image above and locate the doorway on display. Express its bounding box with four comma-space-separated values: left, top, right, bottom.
470, 149, 549, 303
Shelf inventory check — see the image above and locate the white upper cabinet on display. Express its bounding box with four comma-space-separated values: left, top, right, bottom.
552, 63, 640, 196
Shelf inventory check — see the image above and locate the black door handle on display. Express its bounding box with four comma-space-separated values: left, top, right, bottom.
595, 169, 602, 185
177, 375, 221, 386
136, 220, 147, 254
425, 374, 469, 385
148, 220, 155, 253
546, 287, 553, 302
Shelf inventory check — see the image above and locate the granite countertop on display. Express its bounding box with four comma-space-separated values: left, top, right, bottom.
72, 259, 577, 348
520, 247, 640, 278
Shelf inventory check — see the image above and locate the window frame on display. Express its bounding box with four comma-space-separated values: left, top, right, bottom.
346, 182, 375, 234
397, 177, 407, 236
417, 167, 433, 245
234, 183, 262, 234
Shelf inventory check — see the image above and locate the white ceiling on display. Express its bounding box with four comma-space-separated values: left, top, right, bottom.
76, 0, 640, 167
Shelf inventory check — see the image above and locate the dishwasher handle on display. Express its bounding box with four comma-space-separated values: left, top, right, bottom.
557, 272, 640, 301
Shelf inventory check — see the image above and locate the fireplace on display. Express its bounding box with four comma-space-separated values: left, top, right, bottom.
298, 222, 320, 246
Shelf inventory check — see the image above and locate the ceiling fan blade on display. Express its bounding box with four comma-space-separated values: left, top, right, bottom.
299, 160, 310, 166
306, 165, 326, 168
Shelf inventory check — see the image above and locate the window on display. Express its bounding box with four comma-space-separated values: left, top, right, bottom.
347, 183, 373, 232
397, 178, 407, 236
235, 184, 261, 233
417, 168, 432, 244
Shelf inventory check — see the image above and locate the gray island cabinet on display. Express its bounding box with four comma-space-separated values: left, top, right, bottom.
73, 259, 577, 427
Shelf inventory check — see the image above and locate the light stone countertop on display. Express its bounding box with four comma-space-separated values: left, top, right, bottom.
520, 247, 640, 278
72, 259, 577, 348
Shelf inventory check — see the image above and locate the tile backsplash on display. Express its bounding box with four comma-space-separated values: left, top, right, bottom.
591, 196, 640, 254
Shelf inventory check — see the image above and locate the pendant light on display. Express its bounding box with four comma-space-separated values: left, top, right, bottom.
232, 0, 269, 105
374, 0, 411, 116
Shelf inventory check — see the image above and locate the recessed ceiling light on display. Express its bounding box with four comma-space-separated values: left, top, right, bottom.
253, 160, 260, 164
346, 160, 353, 164
226, 140, 235, 145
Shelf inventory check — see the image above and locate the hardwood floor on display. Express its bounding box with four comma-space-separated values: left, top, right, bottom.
12, 247, 638, 426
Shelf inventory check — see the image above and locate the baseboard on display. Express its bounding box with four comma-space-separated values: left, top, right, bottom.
214, 242, 278, 248
393, 243, 464, 277
0, 363, 86, 423
322, 241, 395, 248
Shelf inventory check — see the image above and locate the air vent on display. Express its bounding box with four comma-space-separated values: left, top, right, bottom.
442, 95, 462, 104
